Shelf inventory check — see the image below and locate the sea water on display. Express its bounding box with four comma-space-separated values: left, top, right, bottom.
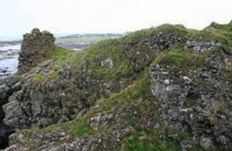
0, 43, 20, 78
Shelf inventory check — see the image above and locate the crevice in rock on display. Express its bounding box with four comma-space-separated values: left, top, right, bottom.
0, 106, 15, 149
0, 78, 21, 149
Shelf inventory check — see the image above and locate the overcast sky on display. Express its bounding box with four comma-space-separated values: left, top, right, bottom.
1, 0, 232, 38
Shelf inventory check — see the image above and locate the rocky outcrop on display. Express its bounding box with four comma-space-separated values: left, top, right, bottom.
18, 28, 55, 72
150, 50, 232, 150
2, 23, 232, 150
1, 58, 132, 129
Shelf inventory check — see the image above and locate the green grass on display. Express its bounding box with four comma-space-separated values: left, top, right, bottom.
120, 130, 181, 151
69, 118, 93, 137
94, 69, 150, 112
27, 46, 79, 85
201, 21, 232, 46
67, 70, 150, 137
120, 129, 208, 151
70, 38, 136, 81
30, 70, 59, 85
83, 24, 189, 80
95, 63, 133, 80
207, 21, 232, 32
154, 50, 204, 69
111, 69, 149, 101
48, 46, 75, 62
189, 29, 227, 42
123, 24, 188, 44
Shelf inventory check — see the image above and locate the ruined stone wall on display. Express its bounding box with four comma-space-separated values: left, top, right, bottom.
18, 28, 55, 72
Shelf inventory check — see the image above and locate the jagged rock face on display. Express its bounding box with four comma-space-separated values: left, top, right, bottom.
18, 28, 55, 72
2, 74, 84, 129
150, 50, 232, 150
2, 81, 88, 129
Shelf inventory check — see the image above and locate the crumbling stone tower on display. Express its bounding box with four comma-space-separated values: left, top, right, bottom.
18, 28, 55, 72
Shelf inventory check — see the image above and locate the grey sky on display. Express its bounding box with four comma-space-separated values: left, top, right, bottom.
1, 0, 232, 38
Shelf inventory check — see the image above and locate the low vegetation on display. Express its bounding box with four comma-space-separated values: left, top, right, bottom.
154, 50, 205, 69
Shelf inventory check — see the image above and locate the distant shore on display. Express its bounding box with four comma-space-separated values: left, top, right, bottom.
0, 41, 21, 46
